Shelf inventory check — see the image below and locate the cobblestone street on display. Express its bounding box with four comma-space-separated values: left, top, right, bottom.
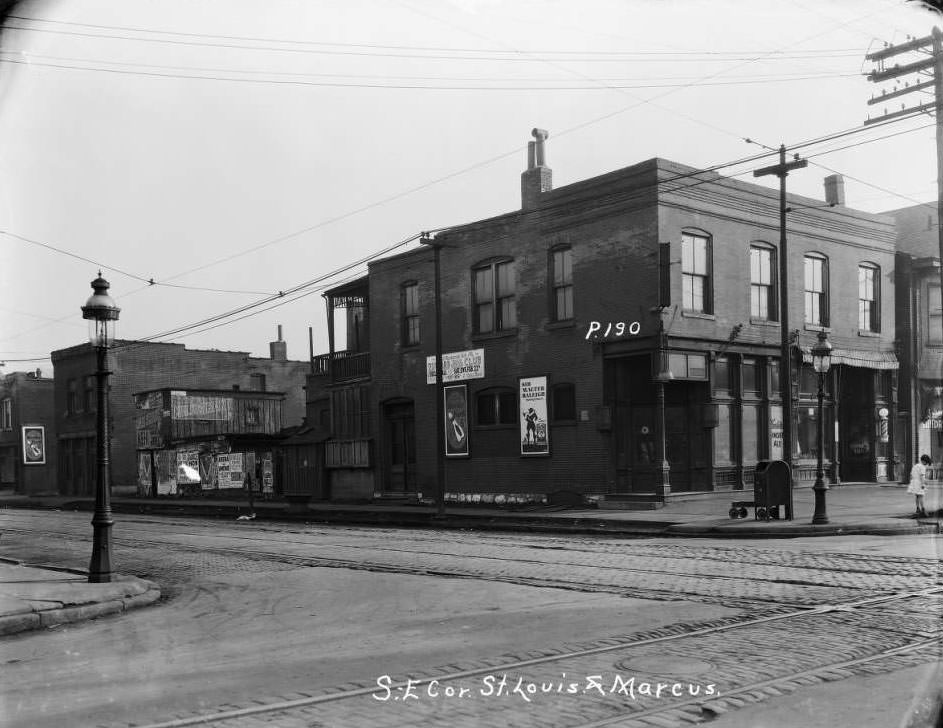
1, 509, 941, 727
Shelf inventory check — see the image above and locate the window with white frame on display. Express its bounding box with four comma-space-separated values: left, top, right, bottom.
681, 232, 711, 313
858, 263, 880, 332
750, 244, 777, 320
804, 254, 829, 327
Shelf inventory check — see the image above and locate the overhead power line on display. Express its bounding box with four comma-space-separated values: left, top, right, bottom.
0, 52, 862, 90
5, 14, 866, 60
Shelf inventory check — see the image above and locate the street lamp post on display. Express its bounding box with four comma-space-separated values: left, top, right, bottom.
811, 330, 832, 525
81, 273, 120, 583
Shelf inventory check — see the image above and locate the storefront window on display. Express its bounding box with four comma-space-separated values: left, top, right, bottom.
714, 356, 731, 396
714, 403, 734, 465
742, 358, 760, 396
797, 405, 832, 460
769, 361, 780, 400
742, 405, 760, 463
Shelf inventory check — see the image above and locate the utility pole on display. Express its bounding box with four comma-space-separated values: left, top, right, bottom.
754, 145, 807, 521
866, 28, 943, 465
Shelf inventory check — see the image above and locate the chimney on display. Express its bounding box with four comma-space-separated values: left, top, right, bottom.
269, 324, 287, 361
521, 128, 552, 210
823, 174, 845, 207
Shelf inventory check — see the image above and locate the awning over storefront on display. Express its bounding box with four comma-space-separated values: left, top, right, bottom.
800, 347, 898, 370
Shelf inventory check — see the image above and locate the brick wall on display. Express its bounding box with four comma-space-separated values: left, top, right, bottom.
51, 342, 309, 491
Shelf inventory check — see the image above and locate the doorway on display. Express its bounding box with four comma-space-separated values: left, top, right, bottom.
383, 400, 416, 493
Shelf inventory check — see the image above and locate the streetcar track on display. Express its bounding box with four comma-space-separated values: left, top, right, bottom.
3, 512, 942, 727
124, 587, 943, 728
3, 525, 924, 610
3, 520, 938, 588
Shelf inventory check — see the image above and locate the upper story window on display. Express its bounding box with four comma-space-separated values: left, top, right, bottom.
803, 254, 829, 327
401, 282, 420, 346
681, 232, 712, 313
83, 375, 95, 412
550, 247, 573, 321
250, 373, 267, 392
67, 378, 78, 415
476, 388, 517, 426
750, 244, 777, 320
929, 284, 942, 346
1, 398, 11, 430
857, 263, 880, 332
474, 259, 516, 334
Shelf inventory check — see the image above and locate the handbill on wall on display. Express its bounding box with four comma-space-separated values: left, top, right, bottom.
519, 376, 549, 456
444, 384, 469, 457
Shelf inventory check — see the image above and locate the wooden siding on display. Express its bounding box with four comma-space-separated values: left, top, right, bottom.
324, 438, 372, 468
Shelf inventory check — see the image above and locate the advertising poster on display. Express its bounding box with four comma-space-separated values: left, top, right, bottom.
769, 405, 784, 460
21, 426, 46, 465
519, 376, 549, 455
156, 450, 177, 495
176, 450, 202, 486
262, 454, 274, 494
443, 384, 469, 457
426, 348, 485, 384
216, 452, 245, 489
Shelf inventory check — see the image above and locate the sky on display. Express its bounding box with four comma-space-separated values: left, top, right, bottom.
0, 0, 940, 371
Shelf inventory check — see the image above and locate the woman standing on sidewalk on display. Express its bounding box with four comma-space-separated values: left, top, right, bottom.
907, 454, 932, 517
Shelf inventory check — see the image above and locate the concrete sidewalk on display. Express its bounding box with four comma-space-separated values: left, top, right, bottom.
2, 481, 941, 538
0, 558, 160, 637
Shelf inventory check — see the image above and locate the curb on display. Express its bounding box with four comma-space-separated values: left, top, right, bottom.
0, 577, 162, 637
3, 497, 940, 539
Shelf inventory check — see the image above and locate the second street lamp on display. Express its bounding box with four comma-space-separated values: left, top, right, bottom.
811, 330, 832, 525
81, 273, 120, 583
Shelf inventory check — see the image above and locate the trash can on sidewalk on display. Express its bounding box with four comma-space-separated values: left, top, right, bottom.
753, 459, 792, 521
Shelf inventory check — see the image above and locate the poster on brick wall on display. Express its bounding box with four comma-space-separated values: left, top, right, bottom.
21, 426, 46, 465
444, 384, 469, 458
519, 376, 549, 456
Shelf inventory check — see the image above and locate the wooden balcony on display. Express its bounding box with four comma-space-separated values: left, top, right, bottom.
311, 350, 371, 383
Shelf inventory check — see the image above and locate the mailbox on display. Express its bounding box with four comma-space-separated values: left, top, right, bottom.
754, 459, 792, 520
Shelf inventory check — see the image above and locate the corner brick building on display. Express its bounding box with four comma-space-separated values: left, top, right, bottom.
309, 131, 900, 504
51, 334, 309, 495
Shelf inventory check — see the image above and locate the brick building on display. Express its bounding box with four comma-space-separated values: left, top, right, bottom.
310, 131, 900, 504
887, 203, 942, 478
0, 369, 57, 495
51, 331, 308, 495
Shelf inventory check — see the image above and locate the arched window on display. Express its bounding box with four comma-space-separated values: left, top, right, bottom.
858, 263, 880, 332
749, 243, 777, 321
475, 387, 517, 426
803, 253, 829, 327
